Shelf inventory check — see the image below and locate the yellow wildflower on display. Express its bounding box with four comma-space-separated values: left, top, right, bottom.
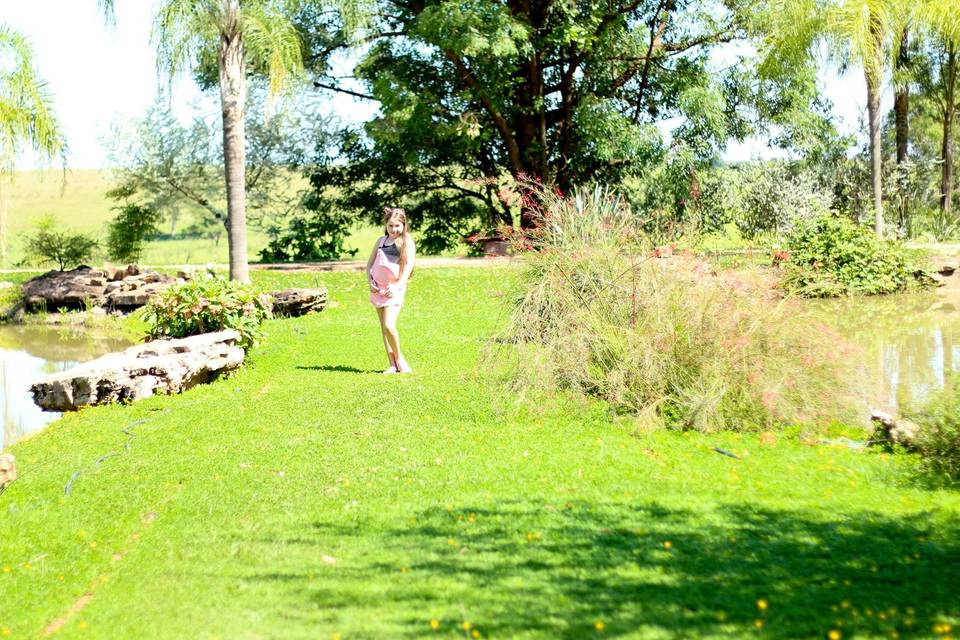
828, 630, 842, 640
595, 620, 605, 632
430, 620, 440, 630
757, 599, 769, 612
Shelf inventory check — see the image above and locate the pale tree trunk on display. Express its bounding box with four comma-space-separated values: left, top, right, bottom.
942, 44, 957, 216
218, 0, 249, 283
867, 72, 884, 238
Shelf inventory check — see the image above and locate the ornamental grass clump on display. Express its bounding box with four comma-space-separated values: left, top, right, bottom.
142, 274, 272, 351
494, 185, 861, 432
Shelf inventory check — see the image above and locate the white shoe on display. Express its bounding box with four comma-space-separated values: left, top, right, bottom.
382, 366, 398, 374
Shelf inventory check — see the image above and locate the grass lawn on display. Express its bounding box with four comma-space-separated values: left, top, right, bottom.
1, 266, 958, 639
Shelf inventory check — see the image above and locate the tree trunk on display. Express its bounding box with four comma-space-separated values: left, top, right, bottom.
219, 0, 249, 283
866, 71, 884, 238
942, 44, 957, 216
894, 29, 909, 166
894, 28, 909, 233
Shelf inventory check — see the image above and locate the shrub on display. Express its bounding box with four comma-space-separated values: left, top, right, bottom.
21, 215, 99, 270
142, 274, 273, 350
781, 213, 931, 297
492, 184, 861, 432
904, 378, 960, 482
107, 203, 160, 264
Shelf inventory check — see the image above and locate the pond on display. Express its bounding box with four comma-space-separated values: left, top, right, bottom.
0, 325, 135, 449
814, 289, 960, 412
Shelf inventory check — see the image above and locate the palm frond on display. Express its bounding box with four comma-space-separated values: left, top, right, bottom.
241, 2, 304, 97
0, 24, 66, 174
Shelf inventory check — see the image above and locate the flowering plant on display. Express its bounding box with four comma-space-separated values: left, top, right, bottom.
142, 273, 273, 351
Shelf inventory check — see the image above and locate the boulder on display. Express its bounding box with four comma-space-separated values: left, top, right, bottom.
869, 410, 923, 450
21, 267, 107, 311
269, 287, 328, 317
30, 330, 244, 412
20, 266, 186, 313
0, 454, 15, 490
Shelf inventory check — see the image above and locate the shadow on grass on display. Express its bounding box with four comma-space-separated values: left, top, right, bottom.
245, 501, 960, 638
295, 365, 381, 374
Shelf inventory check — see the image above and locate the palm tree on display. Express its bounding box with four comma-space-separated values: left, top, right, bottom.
917, 0, 960, 216
761, 0, 903, 238
0, 24, 65, 265
102, 1, 303, 282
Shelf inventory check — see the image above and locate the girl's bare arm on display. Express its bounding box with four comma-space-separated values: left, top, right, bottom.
397, 239, 416, 285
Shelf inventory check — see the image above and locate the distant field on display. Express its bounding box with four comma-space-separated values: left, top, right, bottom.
2, 169, 408, 268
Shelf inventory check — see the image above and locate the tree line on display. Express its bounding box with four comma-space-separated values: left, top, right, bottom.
3, 1, 960, 277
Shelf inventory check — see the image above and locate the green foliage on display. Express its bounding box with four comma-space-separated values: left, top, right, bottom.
106, 85, 335, 244
494, 184, 859, 432
259, 206, 358, 262
20, 215, 98, 270
904, 377, 960, 482
106, 201, 161, 264
142, 274, 273, 351
306, 0, 756, 247
0, 24, 64, 172
781, 213, 931, 297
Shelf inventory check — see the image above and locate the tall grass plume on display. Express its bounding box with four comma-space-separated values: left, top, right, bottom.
491, 183, 864, 432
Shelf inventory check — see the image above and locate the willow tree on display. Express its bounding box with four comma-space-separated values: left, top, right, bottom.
0, 24, 65, 265
102, 0, 303, 282
762, 0, 905, 238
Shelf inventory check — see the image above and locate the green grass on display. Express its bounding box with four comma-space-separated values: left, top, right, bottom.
1, 266, 959, 639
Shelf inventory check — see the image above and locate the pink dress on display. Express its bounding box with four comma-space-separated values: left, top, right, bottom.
369, 236, 406, 307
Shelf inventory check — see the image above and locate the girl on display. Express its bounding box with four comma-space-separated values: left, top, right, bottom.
367, 207, 416, 373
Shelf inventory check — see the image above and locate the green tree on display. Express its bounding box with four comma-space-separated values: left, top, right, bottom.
101, 0, 304, 282
22, 215, 99, 271
761, 0, 909, 238
0, 24, 65, 265
306, 0, 762, 249
105, 84, 335, 253
917, 0, 960, 216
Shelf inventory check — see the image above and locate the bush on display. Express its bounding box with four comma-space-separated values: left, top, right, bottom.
492, 184, 861, 432
107, 203, 160, 264
904, 379, 960, 482
781, 213, 931, 297
259, 208, 358, 263
142, 274, 273, 351
21, 215, 99, 270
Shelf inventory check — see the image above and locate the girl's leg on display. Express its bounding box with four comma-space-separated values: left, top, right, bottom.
376, 306, 397, 372
382, 305, 411, 372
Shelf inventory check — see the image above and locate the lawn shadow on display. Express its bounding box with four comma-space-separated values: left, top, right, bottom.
243, 501, 960, 638
295, 365, 381, 374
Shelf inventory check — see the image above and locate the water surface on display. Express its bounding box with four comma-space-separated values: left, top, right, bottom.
0, 325, 134, 449
813, 290, 960, 411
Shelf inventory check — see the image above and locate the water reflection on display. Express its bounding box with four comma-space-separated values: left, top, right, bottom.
813, 291, 960, 411
0, 325, 134, 449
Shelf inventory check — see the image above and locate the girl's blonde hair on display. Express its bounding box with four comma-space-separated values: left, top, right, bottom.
383, 207, 412, 270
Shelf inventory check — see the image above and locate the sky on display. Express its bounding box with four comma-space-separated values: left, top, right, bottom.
3, 2, 882, 170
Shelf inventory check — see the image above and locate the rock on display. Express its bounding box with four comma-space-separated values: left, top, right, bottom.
30, 330, 245, 412
0, 454, 15, 490
106, 280, 176, 311
869, 410, 923, 450
269, 287, 328, 317
21, 267, 106, 311
938, 262, 959, 277
20, 266, 185, 314
0, 281, 14, 290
